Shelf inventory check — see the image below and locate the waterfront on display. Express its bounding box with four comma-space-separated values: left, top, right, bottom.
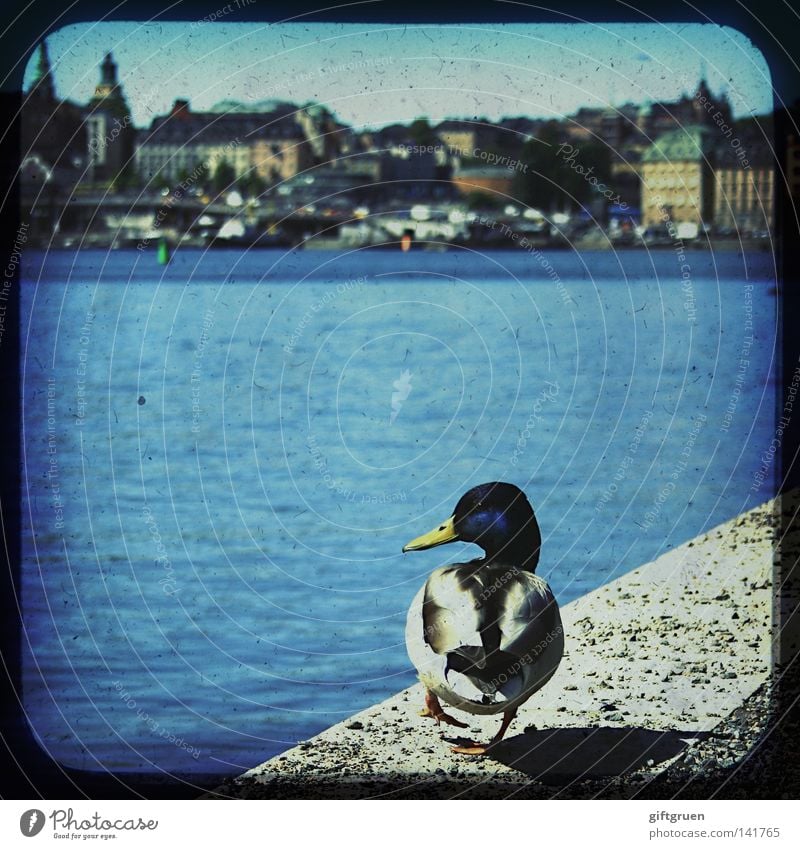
20, 247, 777, 776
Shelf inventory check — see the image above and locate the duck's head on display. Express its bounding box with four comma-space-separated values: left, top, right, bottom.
402, 482, 541, 571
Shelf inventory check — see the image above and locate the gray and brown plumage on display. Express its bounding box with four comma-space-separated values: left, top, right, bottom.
403, 482, 563, 754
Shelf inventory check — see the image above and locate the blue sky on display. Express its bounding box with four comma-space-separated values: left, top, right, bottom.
24, 21, 772, 128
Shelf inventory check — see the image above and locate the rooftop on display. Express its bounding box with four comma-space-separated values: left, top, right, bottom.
642, 125, 715, 163
140, 100, 306, 144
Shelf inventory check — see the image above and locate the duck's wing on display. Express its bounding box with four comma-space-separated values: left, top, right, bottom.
421, 564, 484, 656
495, 572, 562, 660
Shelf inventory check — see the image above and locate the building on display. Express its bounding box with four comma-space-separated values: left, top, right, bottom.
295, 103, 354, 163
21, 41, 88, 242
635, 78, 732, 146
436, 120, 480, 156
364, 123, 413, 151
451, 166, 514, 199
641, 125, 716, 228
713, 129, 775, 234
566, 106, 607, 142
496, 116, 543, 143
565, 104, 639, 147
331, 151, 382, 180
608, 150, 644, 213
564, 82, 732, 147
21, 41, 86, 174
565, 79, 735, 218
380, 151, 438, 183
85, 52, 135, 185
278, 166, 376, 208
435, 120, 502, 157
135, 100, 311, 187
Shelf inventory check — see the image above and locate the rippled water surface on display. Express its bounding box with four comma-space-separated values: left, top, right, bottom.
20, 247, 777, 775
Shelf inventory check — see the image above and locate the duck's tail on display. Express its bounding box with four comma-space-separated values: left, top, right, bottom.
444, 646, 525, 704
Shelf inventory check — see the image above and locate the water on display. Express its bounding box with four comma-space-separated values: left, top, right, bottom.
20, 246, 777, 776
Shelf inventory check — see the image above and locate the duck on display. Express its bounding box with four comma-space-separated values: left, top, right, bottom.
402, 482, 564, 755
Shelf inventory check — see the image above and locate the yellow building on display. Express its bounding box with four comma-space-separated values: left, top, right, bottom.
436, 123, 478, 156
641, 126, 715, 228
435, 120, 502, 158
249, 137, 311, 183
714, 162, 774, 234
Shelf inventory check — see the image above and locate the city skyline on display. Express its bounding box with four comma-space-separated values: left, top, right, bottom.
22, 21, 772, 129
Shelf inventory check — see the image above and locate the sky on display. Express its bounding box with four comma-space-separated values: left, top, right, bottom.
22, 21, 773, 129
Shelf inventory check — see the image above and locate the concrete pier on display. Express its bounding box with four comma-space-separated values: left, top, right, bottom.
216, 498, 777, 798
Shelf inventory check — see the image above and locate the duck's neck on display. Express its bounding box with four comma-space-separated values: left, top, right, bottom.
481, 523, 541, 572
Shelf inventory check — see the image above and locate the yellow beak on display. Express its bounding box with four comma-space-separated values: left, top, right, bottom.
402, 515, 459, 552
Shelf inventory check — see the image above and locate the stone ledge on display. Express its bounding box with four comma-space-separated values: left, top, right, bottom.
213, 498, 777, 799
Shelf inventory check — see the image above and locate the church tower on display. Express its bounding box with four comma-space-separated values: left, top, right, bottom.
28, 41, 56, 102
86, 51, 134, 185
691, 63, 732, 128
88, 51, 131, 120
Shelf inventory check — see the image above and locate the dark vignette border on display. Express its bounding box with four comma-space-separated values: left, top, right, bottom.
0, 0, 797, 801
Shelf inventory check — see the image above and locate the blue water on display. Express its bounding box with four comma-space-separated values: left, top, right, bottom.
20, 247, 777, 776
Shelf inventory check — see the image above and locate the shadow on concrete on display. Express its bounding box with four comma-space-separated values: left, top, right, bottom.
446, 726, 709, 784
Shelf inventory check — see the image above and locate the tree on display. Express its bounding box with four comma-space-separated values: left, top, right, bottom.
238, 172, 268, 199
512, 121, 613, 212
409, 118, 438, 146
465, 190, 504, 211
153, 170, 171, 192
109, 160, 139, 191
212, 159, 236, 194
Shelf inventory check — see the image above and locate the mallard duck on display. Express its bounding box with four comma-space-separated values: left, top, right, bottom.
403, 482, 564, 754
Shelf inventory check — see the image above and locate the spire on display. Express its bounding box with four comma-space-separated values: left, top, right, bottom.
92, 51, 126, 110
607, 81, 619, 110
100, 52, 117, 87
29, 41, 55, 100
697, 59, 712, 99
89, 49, 131, 121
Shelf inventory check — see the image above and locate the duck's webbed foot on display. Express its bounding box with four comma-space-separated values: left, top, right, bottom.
450, 707, 517, 756
450, 742, 492, 755
419, 690, 468, 728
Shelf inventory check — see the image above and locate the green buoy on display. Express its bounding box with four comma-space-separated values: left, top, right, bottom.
157, 237, 170, 265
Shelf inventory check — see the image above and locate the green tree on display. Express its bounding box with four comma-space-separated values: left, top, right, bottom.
512, 122, 565, 211
576, 140, 612, 196
109, 160, 140, 191
513, 122, 614, 212
465, 190, 504, 211
238, 172, 268, 198
150, 169, 171, 192
212, 159, 236, 194
409, 118, 438, 146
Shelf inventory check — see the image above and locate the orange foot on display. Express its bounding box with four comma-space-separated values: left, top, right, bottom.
450, 707, 518, 756
419, 691, 468, 729
450, 741, 493, 755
